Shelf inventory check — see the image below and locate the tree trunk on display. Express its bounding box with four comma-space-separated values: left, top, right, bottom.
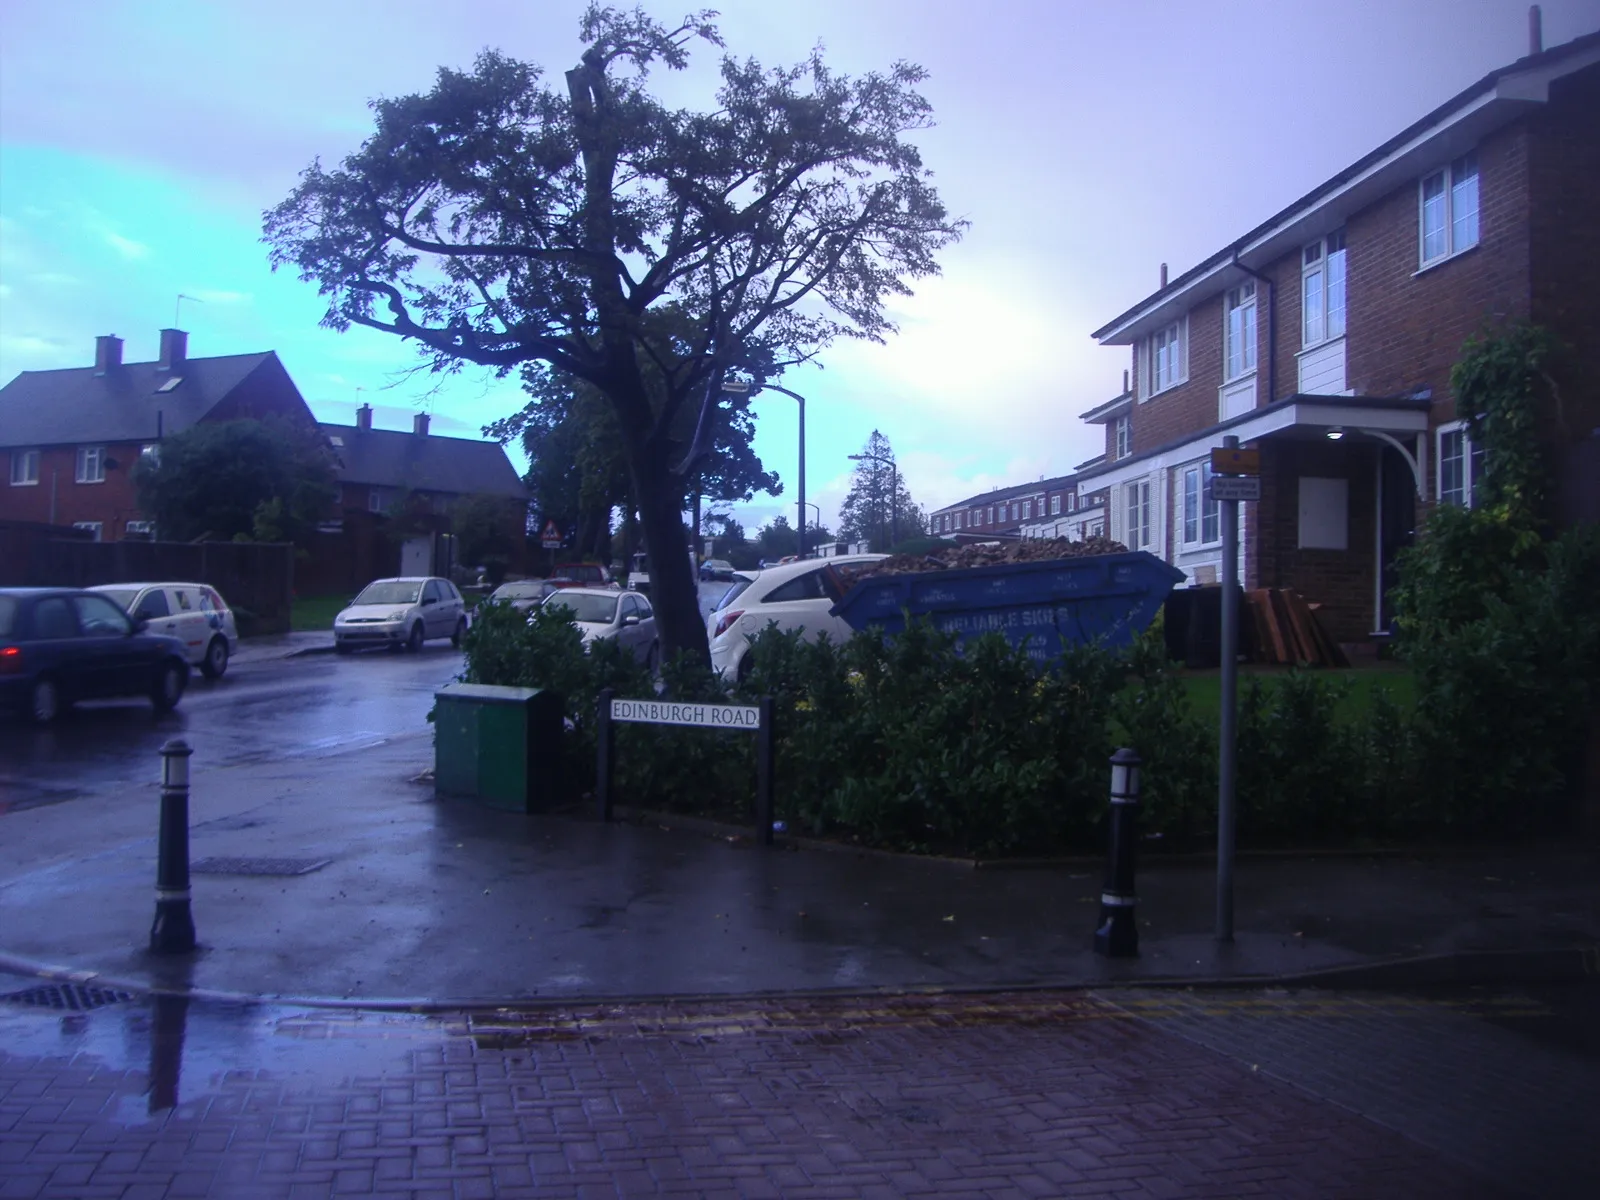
629, 451, 707, 667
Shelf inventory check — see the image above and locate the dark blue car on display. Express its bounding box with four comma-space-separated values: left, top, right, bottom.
0, 588, 191, 724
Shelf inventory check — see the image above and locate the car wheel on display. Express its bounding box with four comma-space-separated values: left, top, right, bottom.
29, 675, 62, 725
451, 617, 468, 648
736, 652, 755, 684
151, 661, 186, 713
201, 636, 229, 679
406, 622, 425, 652
334, 641, 353, 655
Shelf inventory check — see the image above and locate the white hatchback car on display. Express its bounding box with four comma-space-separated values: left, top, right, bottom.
334, 576, 467, 653
706, 555, 885, 681
541, 587, 659, 670
90, 581, 239, 679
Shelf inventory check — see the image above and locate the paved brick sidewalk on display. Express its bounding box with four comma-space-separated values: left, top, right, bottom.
0, 988, 1539, 1199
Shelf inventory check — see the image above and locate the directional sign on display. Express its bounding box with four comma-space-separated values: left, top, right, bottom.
540, 518, 563, 549
1210, 475, 1261, 502
610, 697, 763, 730
1211, 446, 1261, 476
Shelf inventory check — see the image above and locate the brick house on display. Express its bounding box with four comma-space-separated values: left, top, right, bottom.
0, 330, 319, 540
929, 474, 1086, 541
1078, 26, 1600, 645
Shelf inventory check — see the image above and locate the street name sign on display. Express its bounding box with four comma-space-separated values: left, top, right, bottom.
610, 698, 763, 730
1211, 447, 1261, 475
1210, 475, 1261, 502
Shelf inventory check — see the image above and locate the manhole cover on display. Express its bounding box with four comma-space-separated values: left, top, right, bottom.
3, 983, 136, 1011
191, 856, 331, 876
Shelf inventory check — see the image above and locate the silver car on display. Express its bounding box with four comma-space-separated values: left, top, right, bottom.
334, 576, 467, 653
540, 587, 659, 671
89, 581, 239, 679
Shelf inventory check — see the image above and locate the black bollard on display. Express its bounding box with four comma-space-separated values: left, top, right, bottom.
596, 687, 615, 822
150, 738, 197, 955
1093, 746, 1141, 958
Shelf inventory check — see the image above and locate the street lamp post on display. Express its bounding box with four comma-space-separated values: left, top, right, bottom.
849, 451, 898, 550
722, 377, 806, 562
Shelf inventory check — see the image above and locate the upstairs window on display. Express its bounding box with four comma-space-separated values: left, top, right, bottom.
1302, 232, 1348, 347
1113, 414, 1131, 460
9, 449, 39, 486
1141, 318, 1188, 398
1068, 493, 1078, 513
1050, 495, 1061, 516
1224, 281, 1258, 380
1420, 153, 1479, 266
75, 446, 106, 484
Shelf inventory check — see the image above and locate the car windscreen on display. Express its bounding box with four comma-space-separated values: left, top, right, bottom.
713, 578, 752, 611
491, 582, 545, 600
0, 597, 15, 637
354, 581, 421, 606
544, 593, 618, 624
94, 588, 140, 612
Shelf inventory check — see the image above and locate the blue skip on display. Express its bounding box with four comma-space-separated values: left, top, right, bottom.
830, 550, 1186, 663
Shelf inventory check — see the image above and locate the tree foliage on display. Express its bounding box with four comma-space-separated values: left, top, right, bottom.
132, 418, 337, 545
836, 429, 925, 551
263, 5, 963, 664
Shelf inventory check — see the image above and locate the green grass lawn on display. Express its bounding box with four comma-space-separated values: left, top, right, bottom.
291, 594, 353, 632
1176, 663, 1415, 726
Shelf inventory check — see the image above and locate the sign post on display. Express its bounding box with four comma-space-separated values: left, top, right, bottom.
1209, 436, 1258, 943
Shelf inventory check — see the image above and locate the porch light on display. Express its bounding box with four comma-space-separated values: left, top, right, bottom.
1326, 427, 1345, 440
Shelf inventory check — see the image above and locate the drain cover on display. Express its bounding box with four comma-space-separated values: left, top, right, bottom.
191, 856, 331, 876
3, 983, 135, 1011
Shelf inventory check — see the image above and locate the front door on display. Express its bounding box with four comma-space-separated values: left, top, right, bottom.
1375, 445, 1417, 634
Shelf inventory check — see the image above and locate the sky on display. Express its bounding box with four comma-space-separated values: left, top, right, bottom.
3, 0, 1597, 537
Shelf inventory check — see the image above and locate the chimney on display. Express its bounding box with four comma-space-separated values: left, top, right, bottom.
1122, 369, 1130, 394
413, 412, 430, 436
94, 334, 123, 376
157, 328, 188, 373
1159, 262, 1168, 288
356, 403, 373, 430
1528, 5, 1542, 54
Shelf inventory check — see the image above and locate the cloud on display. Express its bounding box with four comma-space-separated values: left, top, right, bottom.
101, 229, 150, 260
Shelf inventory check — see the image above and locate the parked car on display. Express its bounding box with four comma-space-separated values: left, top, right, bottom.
698, 559, 736, 582
89, 581, 239, 679
0, 587, 190, 724
487, 578, 564, 612
550, 562, 616, 588
707, 554, 885, 681
334, 577, 467, 653
540, 587, 659, 670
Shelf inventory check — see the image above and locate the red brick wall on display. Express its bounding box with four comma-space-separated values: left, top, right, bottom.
1527, 62, 1600, 516
1250, 440, 1380, 644
1345, 123, 1533, 428
2, 442, 149, 537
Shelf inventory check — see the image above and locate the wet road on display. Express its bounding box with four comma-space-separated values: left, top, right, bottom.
0, 645, 464, 809
1, 976, 1594, 1197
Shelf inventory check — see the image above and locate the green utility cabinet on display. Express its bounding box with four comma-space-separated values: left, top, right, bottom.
433, 683, 564, 812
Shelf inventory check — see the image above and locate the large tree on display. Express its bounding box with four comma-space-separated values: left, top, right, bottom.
131, 418, 337, 545
837, 430, 925, 551
263, 5, 963, 664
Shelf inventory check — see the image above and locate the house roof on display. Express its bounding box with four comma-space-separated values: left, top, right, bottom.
1078, 390, 1133, 424
931, 471, 1080, 516
1092, 29, 1600, 345
0, 352, 276, 447
322, 424, 528, 500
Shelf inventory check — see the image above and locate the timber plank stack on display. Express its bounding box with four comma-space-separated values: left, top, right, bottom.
1245, 588, 1349, 667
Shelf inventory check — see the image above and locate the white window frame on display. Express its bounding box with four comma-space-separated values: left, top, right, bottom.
1140, 319, 1188, 399
126, 520, 155, 538
1023, 499, 1032, 520
1050, 495, 1061, 516
988, 506, 995, 524
140, 443, 160, 466
1301, 231, 1348, 349
1125, 480, 1151, 551
1224, 281, 1258, 382
75, 445, 106, 484
368, 488, 386, 514
9, 448, 40, 486
1112, 414, 1131, 460
72, 521, 104, 541
1180, 462, 1221, 548
1419, 152, 1480, 268
1436, 420, 1486, 507
1068, 493, 1078, 513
